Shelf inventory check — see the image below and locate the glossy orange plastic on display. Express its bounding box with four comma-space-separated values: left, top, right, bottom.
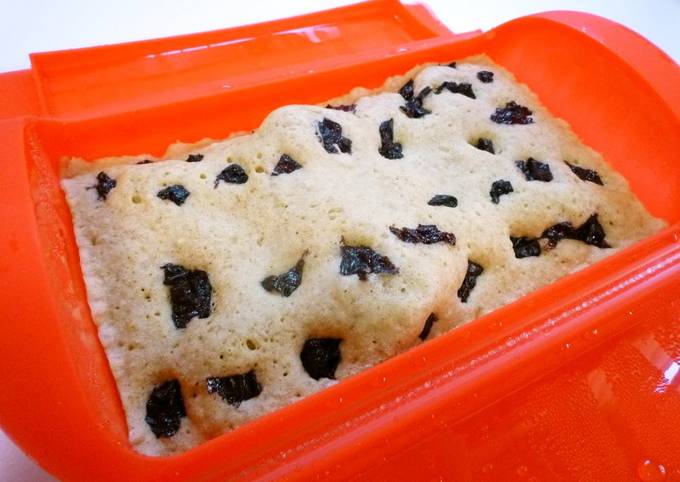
0, 1, 679, 480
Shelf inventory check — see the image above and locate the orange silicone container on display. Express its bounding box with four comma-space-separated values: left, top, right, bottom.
0, 1, 679, 480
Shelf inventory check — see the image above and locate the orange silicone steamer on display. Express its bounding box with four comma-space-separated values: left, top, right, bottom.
0, 1, 678, 480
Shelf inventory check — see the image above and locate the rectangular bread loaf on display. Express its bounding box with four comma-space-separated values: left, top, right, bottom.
62, 55, 665, 455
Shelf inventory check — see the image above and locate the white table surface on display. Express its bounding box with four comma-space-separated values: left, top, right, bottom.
1, 1, 678, 480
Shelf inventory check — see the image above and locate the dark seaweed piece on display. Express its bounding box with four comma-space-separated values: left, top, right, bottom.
572, 214, 610, 248
389, 224, 456, 245
186, 154, 204, 163
475, 138, 495, 154
549, 215, 609, 248
317, 118, 352, 154
145, 379, 186, 438
477, 71, 494, 83
161, 263, 212, 329
511, 236, 541, 258
427, 194, 458, 208
378, 119, 403, 159
418, 313, 438, 341
214, 163, 248, 187
339, 241, 398, 281
157, 184, 190, 206
206, 370, 262, 407
419, 86, 433, 101
565, 161, 603, 185
541, 222, 574, 249
261, 253, 306, 297
516, 158, 553, 182
137, 159, 154, 165
490, 101, 534, 125
489, 179, 514, 204
526, 215, 610, 253
325, 104, 356, 113
272, 154, 302, 176
400, 93, 430, 118
301, 338, 342, 380
434, 81, 476, 99
88, 171, 117, 201
399, 79, 415, 100
400, 84, 432, 119
457, 260, 484, 303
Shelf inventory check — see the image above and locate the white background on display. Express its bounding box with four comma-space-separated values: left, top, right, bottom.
0, 1, 678, 480
1, 0, 679, 72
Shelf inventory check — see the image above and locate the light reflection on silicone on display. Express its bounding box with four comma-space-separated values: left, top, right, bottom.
587, 369, 614, 407
632, 333, 680, 394
143, 24, 340, 60
144, 37, 257, 59
273, 25, 341, 43
657, 361, 679, 394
